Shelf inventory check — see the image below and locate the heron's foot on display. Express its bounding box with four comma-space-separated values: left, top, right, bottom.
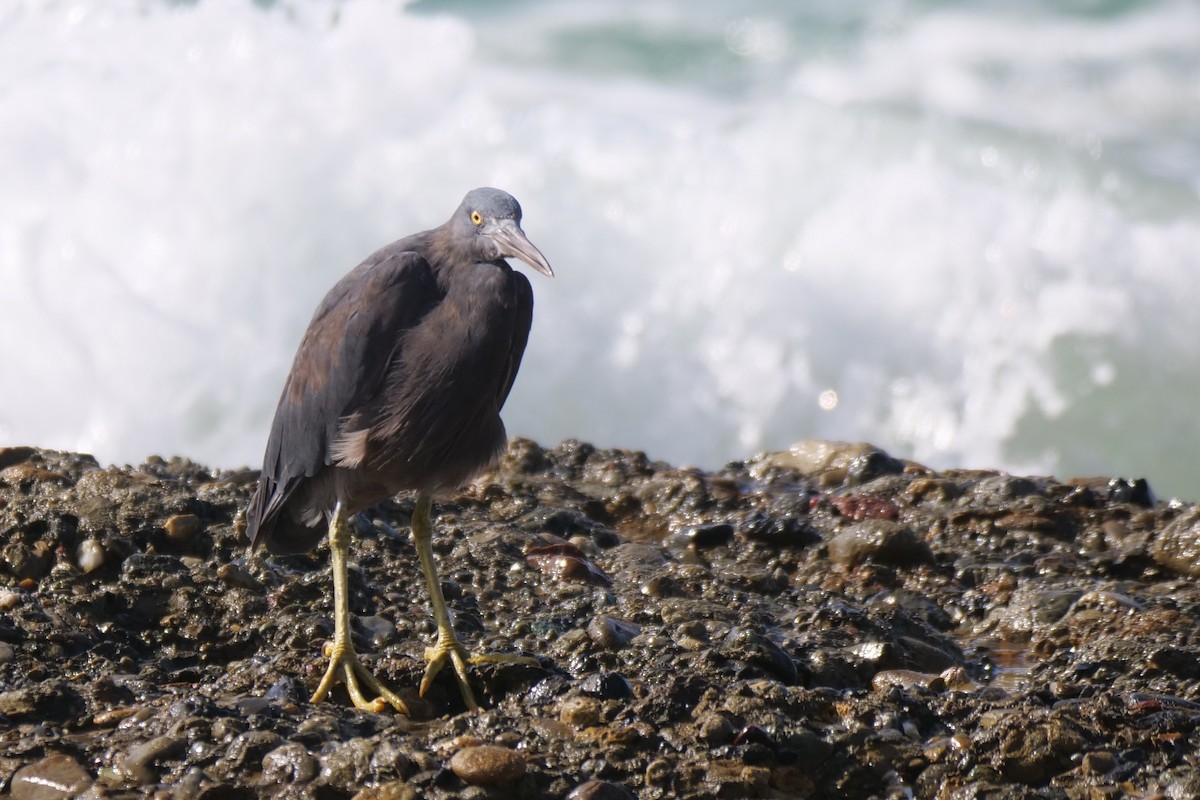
311, 640, 409, 714
421, 638, 539, 711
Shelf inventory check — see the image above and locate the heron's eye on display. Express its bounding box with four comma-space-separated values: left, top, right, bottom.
470, 211, 483, 226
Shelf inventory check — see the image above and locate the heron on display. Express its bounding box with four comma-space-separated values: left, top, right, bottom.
245, 187, 553, 714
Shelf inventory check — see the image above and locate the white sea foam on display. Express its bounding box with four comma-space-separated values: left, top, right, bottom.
1, 0, 1198, 499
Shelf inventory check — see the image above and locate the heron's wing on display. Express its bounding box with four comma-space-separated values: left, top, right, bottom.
245, 248, 438, 549
495, 270, 535, 408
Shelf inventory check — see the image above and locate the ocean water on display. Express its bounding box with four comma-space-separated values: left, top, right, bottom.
2, 0, 1199, 499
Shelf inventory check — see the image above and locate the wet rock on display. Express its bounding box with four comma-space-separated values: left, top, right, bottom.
1152, 506, 1200, 577
760, 440, 899, 482
972, 475, 1040, 503
696, 712, 735, 746
448, 744, 526, 786
720, 626, 799, 684
0, 445, 36, 470
222, 730, 285, 775
352, 783, 417, 800
586, 615, 640, 650
679, 522, 735, 549
1105, 477, 1154, 506
1, 442, 1198, 799
10, 754, 92, 800
2, 540, 51, 581
579, 671, 634, 699
319, 738, 378, 787
560, 696, 601, 728
356, 615, 398, 648
994, 718, 1090, 784
120, 734, 186, 784
0, 682, 84, 721
829, 494, 900, 521
164, 513, 202, 543
827, 520, 934, 568
262, 742, 319, 784
741, 512, 820, 548
566, 780, 637, 800
527, 550, 612, 586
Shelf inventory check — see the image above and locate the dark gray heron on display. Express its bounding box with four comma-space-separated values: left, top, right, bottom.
245, 187, 553, 713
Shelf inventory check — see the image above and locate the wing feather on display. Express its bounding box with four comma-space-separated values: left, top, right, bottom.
245, 247, 439, 550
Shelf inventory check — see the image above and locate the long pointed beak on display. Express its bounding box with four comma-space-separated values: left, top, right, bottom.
488, 219, 554, 277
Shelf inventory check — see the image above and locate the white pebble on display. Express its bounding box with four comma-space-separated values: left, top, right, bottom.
77, 539, 106, 573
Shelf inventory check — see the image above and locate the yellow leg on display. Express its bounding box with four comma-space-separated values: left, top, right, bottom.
310, 502, 409, 714
412, 493, 536, 711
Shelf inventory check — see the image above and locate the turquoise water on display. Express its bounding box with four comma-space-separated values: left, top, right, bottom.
1, 0, 1199, 498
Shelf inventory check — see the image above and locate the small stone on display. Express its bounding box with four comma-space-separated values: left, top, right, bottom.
685, 523, 735, 548
0, 446, 35, 470
262, 742, 319, 784
645, 758, 671, 785
566, 780, 637, 800
586, 615, 640, 650
10, 754, 92, 800
579, 671, 634, 699
3, 540, 51, 581
0, 589, 21, 610
319, 737, 380, 787
560, 696, 601, 728
696, 712, 734, 746
164, 513, 201, 543
93, 707, 139, 727
448, 745, 526, 786
77, 539, 105, 573
352, 782, 417, 800
827, 520, 934, 568
121, 734, 186, 784
217, 562, 263, 591
1082, 750, 1117, 775
356, 615, 397, 648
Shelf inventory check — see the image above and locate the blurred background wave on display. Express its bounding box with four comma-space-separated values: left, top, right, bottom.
2, 0, 1199, 499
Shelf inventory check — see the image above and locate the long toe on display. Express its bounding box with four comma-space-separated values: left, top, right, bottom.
421, 638, 479, 710
421, 641, 540, 711
311, 642, 409, 714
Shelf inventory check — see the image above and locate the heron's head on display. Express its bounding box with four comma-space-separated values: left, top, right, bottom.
452, 187, 554, 277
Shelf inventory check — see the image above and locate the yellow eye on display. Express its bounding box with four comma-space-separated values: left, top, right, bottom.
470, 210, 483, 226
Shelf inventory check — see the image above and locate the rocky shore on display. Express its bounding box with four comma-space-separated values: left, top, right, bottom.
1, 438, 1199, 799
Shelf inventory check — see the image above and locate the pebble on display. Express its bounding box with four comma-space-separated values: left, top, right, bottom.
579, 671, 634, 699
0, 588, 21, 610
586, 615, 640, 650
560, 696, 601, 728
121, 734, 186, 784
448, 744, 527, 786
566, 780, 637, 800
320, 737, 378, 786
262, 742, 319, 784
217, 561, 263, 591
696, 712, 734, 746
10, 754, 92, 800
1081, 750, 1116, 775
827, 520, 934, 568
645, 758, 671, 784
76, 538, 105, 573
0, 445, 35, 469
352, 782, 418, 800
356, 615, 398, 648
93, 706, 139, 727
163, 513, 201, 542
